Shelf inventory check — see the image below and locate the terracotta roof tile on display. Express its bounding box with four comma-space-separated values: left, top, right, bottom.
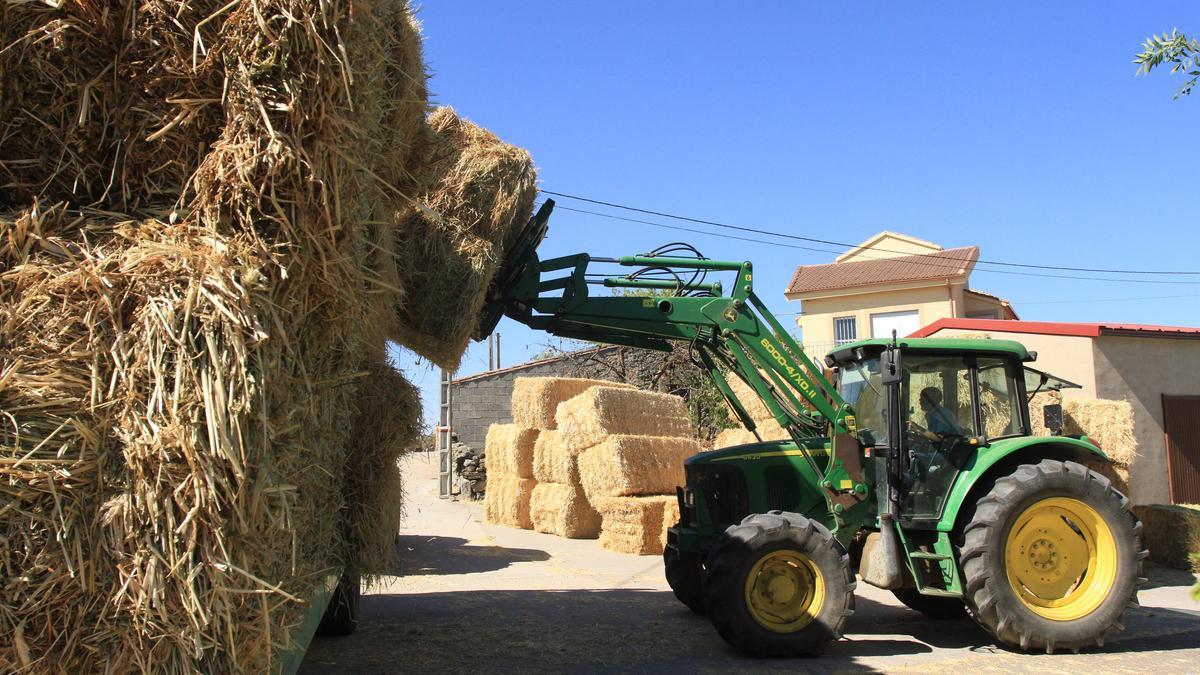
785, 246, 979, 296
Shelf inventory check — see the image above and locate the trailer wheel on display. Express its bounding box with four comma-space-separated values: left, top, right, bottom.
703, 511, 854, 657
890, 588, 967, 620
316, 574, 361, 636
959, 459, 1144, 653
664, 541, 706, 614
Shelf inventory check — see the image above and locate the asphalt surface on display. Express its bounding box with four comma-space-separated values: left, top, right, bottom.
301, 452, 1200, 673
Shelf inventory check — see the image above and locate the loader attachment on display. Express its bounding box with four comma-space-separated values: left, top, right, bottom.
475, 199, 554, 340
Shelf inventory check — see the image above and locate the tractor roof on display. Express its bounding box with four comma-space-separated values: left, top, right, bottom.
826, 336, 1034, 363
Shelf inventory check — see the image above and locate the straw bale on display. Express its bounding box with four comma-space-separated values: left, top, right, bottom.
577, 435, 699, 502
725, 375, 774, 421
483, 474, 537, 529
530, 483, 602, 539
388, 107, 538, 369
597, 496, 677, 555
484, 424, 540, 478
512, 377, 633, 429
1079, 456, 1131, 495
1064, 399, 1137, 466
533, 430, 578, 484
344, 360, 424, 576
661, 499, 681, 550
715, 428, 759, 448
556, 386, 693, 452
1133, 505, 1200, 572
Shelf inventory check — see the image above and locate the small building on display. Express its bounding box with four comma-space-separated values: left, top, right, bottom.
448, 346, 620, 450
785, 232, 1016, 356
912, 318, 1200, 505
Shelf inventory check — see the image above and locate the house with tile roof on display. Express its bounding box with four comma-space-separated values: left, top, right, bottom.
784, 232, 1016, 355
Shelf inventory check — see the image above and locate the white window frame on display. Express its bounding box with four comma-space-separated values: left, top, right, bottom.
833, 316, 857, 345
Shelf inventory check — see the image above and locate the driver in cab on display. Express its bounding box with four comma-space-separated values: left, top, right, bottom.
908, 387, 962, 441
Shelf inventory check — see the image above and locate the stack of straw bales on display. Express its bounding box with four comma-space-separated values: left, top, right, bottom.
484, 377, 625, 535
563, 387, 701, 555
714, 376, 791, 447
482, 424, 540, 529
1, 0, 535, 670
484, 378, 699, 554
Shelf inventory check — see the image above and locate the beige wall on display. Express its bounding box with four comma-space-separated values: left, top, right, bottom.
796, 283, 960, 347
1092, 336, 1200, 505
963, 293, 1006, 319
927, 329, 1098, 400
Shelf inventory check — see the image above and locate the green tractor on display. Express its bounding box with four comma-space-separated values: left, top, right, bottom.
485, 201, 1145, 657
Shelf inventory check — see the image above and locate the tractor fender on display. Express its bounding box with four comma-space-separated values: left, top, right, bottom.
936, 435, 1107, 533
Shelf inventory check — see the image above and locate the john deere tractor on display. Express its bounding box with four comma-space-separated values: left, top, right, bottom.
482, 201, 1144, 657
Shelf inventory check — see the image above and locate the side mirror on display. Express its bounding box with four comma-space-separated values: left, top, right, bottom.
1042, 404, 1064, 435
880, 348, 903, 385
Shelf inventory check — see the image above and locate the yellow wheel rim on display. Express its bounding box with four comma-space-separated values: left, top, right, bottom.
1004, 497, 1117, 621
743, 549, 825, 633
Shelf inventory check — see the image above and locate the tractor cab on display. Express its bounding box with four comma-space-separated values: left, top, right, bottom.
829, 337, 1075, 524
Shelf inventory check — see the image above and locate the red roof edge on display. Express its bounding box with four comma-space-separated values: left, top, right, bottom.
910, 318, 1200, 339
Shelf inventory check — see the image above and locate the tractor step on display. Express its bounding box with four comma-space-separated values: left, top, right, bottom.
907, 551, 952, 561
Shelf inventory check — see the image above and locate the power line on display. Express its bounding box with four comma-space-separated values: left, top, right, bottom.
552, 203, 1200, 286
541, 190, 1200, 277
1014, 292, 1200, 305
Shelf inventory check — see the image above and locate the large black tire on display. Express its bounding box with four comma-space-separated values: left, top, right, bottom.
959, 459, 1145, 653
890, 588, 967, 620
664, 539, 706, 614
703, 512, 855, 657
316, 574, 361, 636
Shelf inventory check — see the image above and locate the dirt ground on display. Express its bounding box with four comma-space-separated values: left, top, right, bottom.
301, 452, 1200, 673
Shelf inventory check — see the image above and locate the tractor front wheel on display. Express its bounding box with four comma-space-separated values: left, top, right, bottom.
703, 511, 854, 657
959, 459, 1144, 653
664, 539, 706, 614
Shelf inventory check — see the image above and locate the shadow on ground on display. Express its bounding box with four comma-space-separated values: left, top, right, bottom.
389, 535, 550, 576
302, 585, 1200, 674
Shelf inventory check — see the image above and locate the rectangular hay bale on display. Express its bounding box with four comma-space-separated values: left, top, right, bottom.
597, 496, 677, 555
530, 482, 602, 539
577, 435, 699, 501
1132, 504, 1200, 572
484, 423, 539, 478
512, 377, 633, 429
532, 430, 579, 485
556, 386, 693, 452
483, 474, 537, 529
1063, 399, 1137, 466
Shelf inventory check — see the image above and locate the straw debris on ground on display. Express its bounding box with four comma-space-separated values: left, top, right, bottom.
556, 386, 692, 452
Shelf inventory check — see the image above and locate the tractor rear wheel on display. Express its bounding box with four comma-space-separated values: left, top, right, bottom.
959, 459, 1144, 653
703, 511, 854, 657
664, 540, 706, 614
890, 588, 967, 620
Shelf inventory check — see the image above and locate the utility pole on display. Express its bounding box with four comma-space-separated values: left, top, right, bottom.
495, 332, 501, 369
437, 368, 454, 498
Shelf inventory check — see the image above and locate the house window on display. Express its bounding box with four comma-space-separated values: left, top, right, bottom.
834, 316, 857, 345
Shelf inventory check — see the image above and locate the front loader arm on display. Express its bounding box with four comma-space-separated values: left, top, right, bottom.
487, 203, 868, 514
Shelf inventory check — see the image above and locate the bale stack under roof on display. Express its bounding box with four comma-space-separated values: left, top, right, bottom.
482, 424, 540, 529
1, 0, 539, 669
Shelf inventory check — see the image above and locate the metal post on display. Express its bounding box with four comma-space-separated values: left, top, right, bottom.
495, 332, 501, 369
438, 368, 454, 498
488, 334, 494, 370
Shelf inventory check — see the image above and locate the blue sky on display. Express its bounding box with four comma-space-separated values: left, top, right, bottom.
391, 2, 1199, 427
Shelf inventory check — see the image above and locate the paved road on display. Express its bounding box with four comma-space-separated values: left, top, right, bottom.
302, 453, 1200, 673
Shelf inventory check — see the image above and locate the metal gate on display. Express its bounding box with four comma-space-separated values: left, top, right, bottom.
1163, 395, 1200, 504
